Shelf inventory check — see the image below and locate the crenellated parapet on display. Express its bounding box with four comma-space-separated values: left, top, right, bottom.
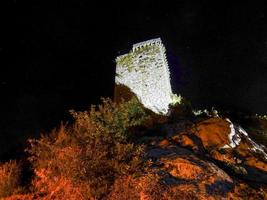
132, 38, 163, 52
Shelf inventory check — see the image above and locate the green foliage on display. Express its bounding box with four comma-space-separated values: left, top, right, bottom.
26, 98, 149, 199
70, 97, 149, 142
168, 96, 194, 122
245, 115, 267, 146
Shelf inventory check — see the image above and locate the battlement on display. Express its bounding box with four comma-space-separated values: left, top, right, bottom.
132, 38, 163, 52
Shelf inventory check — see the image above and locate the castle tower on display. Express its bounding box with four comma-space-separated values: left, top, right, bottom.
115, 38, 177, 115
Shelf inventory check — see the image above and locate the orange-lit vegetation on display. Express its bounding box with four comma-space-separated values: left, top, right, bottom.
1, 97, 267, 199
1, 98, 150, 199
0, 160, 22, 198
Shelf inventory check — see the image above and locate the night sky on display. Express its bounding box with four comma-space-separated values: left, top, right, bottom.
2, 1, 267, 159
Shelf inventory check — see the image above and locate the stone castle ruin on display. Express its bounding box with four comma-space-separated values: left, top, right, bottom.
115, 38, 180, 115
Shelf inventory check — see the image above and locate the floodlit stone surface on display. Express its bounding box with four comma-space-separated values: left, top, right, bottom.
173, 117, 267, 183
115, 38, 177, 115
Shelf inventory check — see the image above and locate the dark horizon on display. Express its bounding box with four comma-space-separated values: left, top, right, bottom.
1, 1, 267, 159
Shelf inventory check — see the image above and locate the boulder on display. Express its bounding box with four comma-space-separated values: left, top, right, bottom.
172, 117, 267, 184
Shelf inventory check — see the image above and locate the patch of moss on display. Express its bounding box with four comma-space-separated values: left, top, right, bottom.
116, 54, 134, 72
116, 45, 162, 73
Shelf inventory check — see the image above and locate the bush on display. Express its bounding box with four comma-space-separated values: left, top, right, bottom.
242, 115, 267, 146
0, 160, 22, 198
26, 97, 149, 199
168, 97, 193, 122
70, 97, 149, 142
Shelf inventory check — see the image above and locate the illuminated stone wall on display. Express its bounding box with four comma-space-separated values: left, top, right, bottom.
115, 38, 177, 115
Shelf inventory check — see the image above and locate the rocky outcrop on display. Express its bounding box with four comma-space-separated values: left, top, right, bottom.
108, 117, 267, 199
171, 118, 267, 183
3, 117, 267, 200
145, 145, 234, 199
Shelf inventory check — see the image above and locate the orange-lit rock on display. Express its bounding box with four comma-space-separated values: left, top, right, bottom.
172, 133, 195, 148
210, 149, 236, 164
158, 139, 169, 148
245, 157, 267, 172
170, 117, 267, 184
191, 118, 231, 149
109, 144, 234, 199
161, 157, 203, 180
4, 117, 267, 199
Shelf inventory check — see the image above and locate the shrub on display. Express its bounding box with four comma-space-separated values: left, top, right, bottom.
70, 97, 149, 142
108, 173, 168, 200
26, 97, 149, 199
243, 115, 267, 146
0, 160, 22, 198
168, 97, 193, 122
2, 193, 35, 200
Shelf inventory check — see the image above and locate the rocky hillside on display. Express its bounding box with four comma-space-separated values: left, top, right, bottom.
1, 98, 267, 199
131, 117, 267, 199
